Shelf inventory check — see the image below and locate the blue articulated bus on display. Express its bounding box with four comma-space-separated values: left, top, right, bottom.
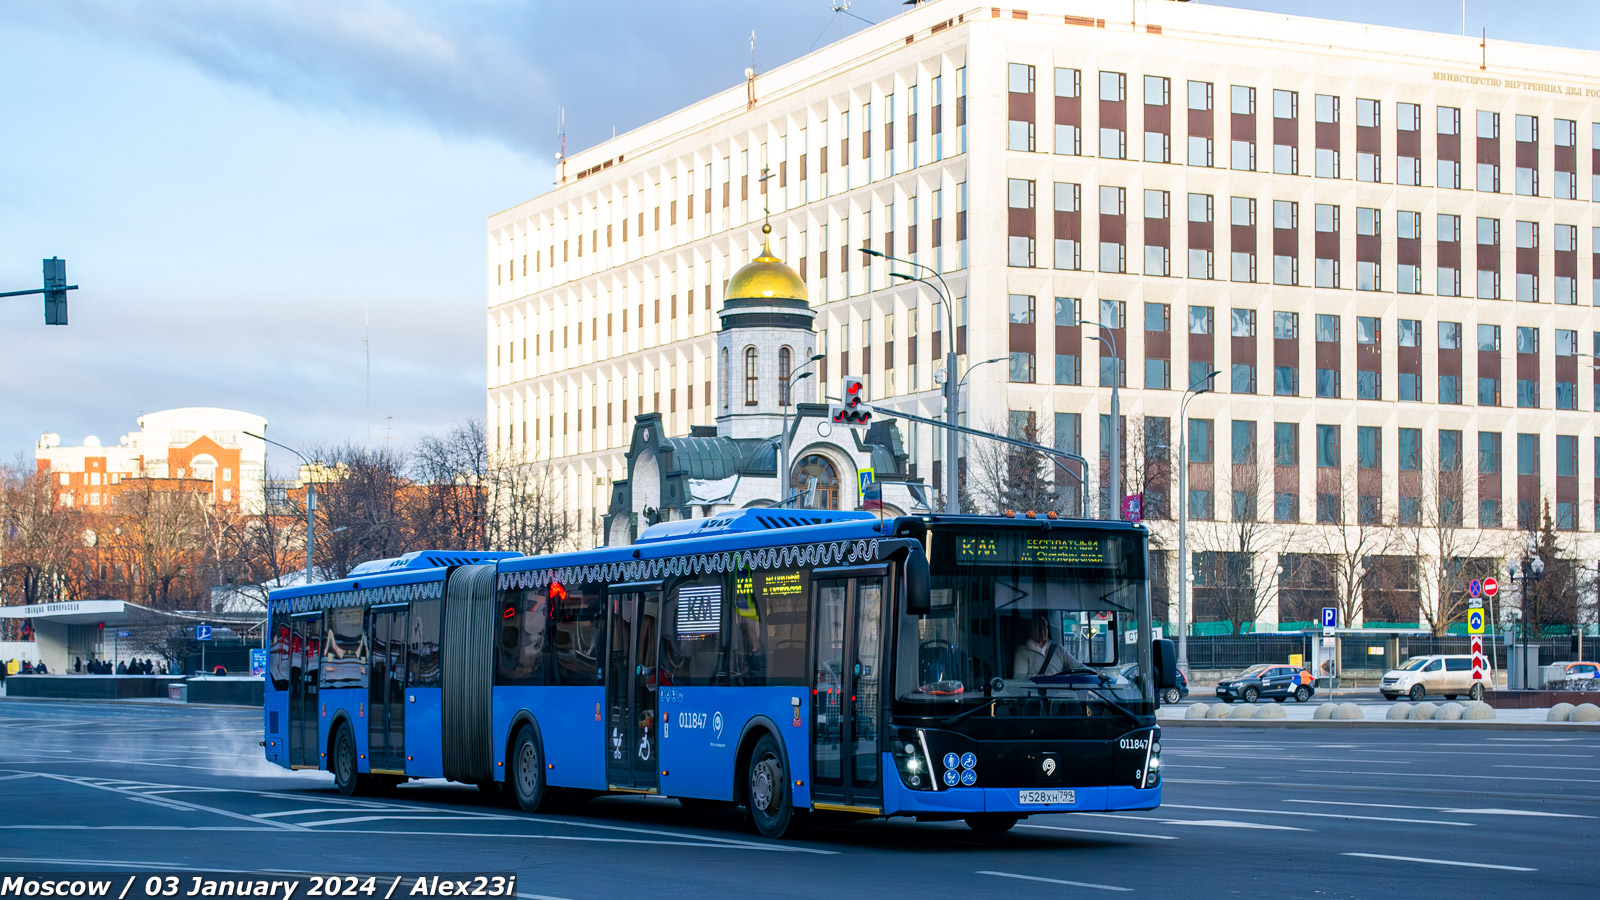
264, 509, 1178, 838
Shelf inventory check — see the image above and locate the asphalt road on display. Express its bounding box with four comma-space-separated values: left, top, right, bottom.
0, 699, 1595, 898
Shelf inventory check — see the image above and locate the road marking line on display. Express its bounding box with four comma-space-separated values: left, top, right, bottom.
1163, 803, 1470, 827
0, 773, 38, 782
1304, 769, 1577, 784
978, 871, 1131, 892
302, 815, 529, 827
1286, 800, 1595, 819
1018, 823, 1177, 840
38, 774, 309, 831
1349, 748, 1593, 758
1342, 852, 1536, 872
1496, 764, 1600, 772
1162, 819, 1308, 831
519, 815, 839, 855
332, 828, 831, 853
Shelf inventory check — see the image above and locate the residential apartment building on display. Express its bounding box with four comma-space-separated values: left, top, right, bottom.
36, 408, 269, 513
488, 0, 1600, 630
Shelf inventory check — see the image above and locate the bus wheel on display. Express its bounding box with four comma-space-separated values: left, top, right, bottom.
965, 814, 1019, 834
331, 723, 359, 796
745, 734, 802, 839
510, 726, 548, 813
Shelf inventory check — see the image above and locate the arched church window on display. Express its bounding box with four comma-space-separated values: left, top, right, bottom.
791, 453, 840, 510
744, 346, 759, 406
778, 346, 793, 407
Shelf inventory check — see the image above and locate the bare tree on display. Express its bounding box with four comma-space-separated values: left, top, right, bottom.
298, 444, 411, 580
0, 457, 88, 609
1518, 501, 1582, 635
486, 445, 579, 556
1188, 447, 1298, 631
412, 419, 490, 550
1393, 452, 1507, 635
1307, 471, 1396, 628
102, 479, 215, 609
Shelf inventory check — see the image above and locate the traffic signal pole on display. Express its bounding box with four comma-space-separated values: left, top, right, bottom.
0, 258, 79, 324
865, 403, 1092, 516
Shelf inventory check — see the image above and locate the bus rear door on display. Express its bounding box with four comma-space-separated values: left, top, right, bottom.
810, 568, 885, 814
604, 588, 661, 793
288, 613, 321, 768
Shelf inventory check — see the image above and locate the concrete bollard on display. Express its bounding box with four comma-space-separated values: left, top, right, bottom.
1460, 701, 1496, 720
1187, 702, 1212, 719
1433, 702, 1464, 720
1408, 702, 1439, 720
1334, 703, 1364, 720
1229, 704, 1258, 719
1547, 703, 1575, 722
1207, 703, 1233, 719
1571, 703, 1600, 723
1314, 702, 1339, 720
1254, 704, 1287, 719
1386, 702, 1413, 720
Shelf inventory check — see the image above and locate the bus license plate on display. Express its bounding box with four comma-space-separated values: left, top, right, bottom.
1019, 790, 1075, 805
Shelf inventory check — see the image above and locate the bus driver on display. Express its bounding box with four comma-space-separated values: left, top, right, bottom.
1013, 613, 1087, 678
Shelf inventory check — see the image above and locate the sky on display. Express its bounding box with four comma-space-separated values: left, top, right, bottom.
0, 0, 1594, 473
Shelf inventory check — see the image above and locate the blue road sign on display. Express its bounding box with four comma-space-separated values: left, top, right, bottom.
195, 624, 213, 642
1468, 579, 1483, 598
1322, 607, 1338, 629
1467, 610, 1485, 634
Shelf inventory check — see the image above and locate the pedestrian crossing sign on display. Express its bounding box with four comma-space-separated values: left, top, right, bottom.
1467, 609, 1485, 634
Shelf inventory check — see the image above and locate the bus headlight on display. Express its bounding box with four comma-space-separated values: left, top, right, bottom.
893, 729, 940, 791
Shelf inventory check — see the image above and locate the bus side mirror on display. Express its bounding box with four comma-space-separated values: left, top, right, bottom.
904, 550, 931, 616
1152, 639, 1178, 690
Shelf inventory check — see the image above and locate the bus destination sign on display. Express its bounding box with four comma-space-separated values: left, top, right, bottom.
954, 533, 1110, 567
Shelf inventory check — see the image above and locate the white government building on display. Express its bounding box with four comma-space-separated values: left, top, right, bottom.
487, 0, 1599, 633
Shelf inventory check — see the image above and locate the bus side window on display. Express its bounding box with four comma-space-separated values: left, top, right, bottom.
496, 589, 548, 687
407, 597, 441, 688
553, 583, 603, 686
325, 606, 368, 689
667, 575, 726, 686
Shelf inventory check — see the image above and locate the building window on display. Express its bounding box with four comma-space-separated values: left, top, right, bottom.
1187, 80, 1213, 166
1272, 89, 1297, 175
778, 346, 793, 407
1144, 75, 1171, 163
1229, 197, 1255, 282
1315, 204, 1339, 288
1098, 71, 1126, 159
1315, 314, 1339, 398
1356, 207, 1380, 291
1355, 98, 1381, 182
744, 346, 758, 406
1008, 63, 1036, 152
1314, 94, 1339, 178
1054, 67, 1081, 155
1476, 110, 1500, 192
1230, 85, 1256, 171
1053, 182, 1081, 270
1099, 185, 1126, 273
1437, 106, 1461, 189
1272, 200, 1298, 286
1008, 178, 1036, 267
1187, 192, 1214, 279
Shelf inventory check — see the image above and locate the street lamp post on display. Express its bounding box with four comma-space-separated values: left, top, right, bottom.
1504, 550, 1545, 690
862, 249, 959, 513
778, 353, 826, 507
1080, 327, 1123, 519
245, 431, 317, 587
1176, 369, 1220, 674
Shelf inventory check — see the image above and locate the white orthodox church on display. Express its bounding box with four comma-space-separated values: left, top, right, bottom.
602, 225, 931, 546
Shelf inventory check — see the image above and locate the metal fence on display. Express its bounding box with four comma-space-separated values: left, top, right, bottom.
1179, 633, 1578, 676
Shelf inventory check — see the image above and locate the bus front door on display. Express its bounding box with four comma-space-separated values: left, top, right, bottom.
288, 614, 321, 768
604, 590, 661, 792
366, 606, 407, 773
810, 574, 885, 813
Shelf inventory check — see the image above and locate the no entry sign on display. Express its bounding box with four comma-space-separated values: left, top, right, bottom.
1482, 576, 1498, 597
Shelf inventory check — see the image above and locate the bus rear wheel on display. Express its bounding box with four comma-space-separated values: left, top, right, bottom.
744, 734, 803, 839
331, 722, 360, 796
965, 814, 1019, 834
510, 726, 548, 813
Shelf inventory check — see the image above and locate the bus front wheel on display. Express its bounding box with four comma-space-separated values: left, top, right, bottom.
510, 725, 548, 813
745, 734, 803, 839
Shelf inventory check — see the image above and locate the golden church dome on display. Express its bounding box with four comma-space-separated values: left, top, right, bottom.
724, 224, 807, 303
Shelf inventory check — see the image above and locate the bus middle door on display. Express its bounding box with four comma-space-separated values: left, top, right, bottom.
604, 588, 661, 793
810, 568, 886, 814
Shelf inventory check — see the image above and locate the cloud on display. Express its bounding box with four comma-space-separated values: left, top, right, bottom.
5, 0, 555, 153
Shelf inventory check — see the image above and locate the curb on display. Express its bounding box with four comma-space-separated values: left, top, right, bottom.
0, 695, 257, 711
1158, 716, 1600, 732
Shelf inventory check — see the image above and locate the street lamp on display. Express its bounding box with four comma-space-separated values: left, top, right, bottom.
1176, 369, 1221, 675
864, 247, 960, 514
245, 431, 317, 587
1503, 548, 1545, 690
1078, 319, 1123, 519
778, 352, 826, 507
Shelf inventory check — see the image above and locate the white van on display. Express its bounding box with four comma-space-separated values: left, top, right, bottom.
1379, 655, 1494, 701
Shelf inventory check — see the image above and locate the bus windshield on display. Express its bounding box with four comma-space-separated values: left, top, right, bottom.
894, 526, 1153, 724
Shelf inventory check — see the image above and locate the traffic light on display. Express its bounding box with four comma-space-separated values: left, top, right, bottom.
830, 376, 872, 428
43, 257, 68, 325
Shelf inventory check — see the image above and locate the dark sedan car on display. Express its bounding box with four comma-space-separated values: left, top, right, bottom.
1215, 664, 1315, 703
1120, 663, 1189, 705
